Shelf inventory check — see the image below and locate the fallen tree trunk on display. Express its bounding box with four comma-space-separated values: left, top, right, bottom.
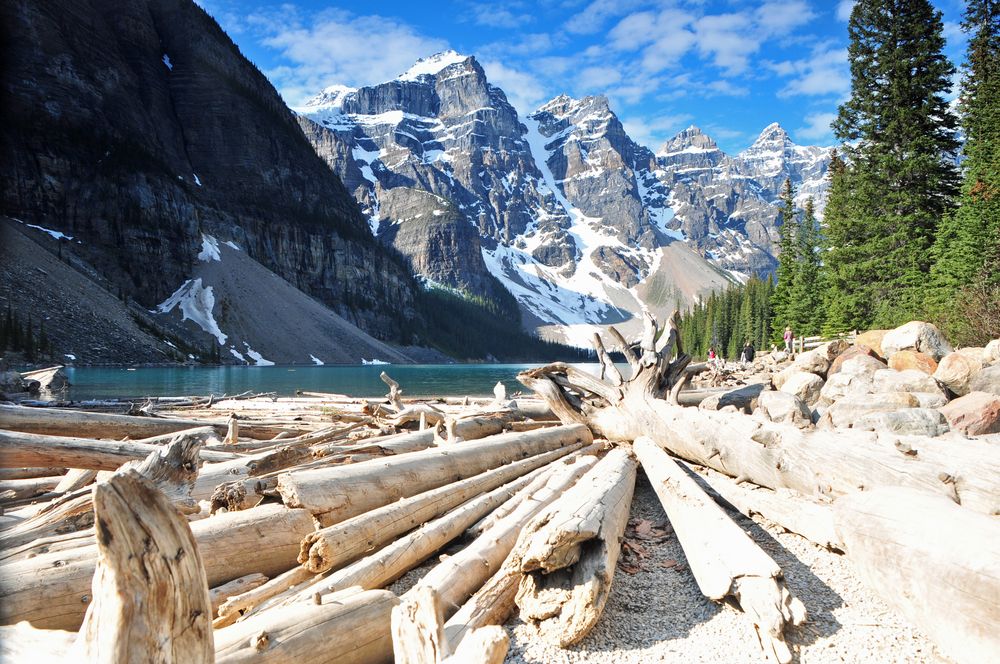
0, 476, 61, 503
72, 472, 213, 663
634, 438, 806, 663
518, 314, 1000, 516
210, 573, 270, 617
692, 464, 841, 551
513, 446, 636, 647
0, 429, 235, 470
277, 424, 592, 526
0, 467, 66, 480
834, 487, 1000, 664
392, 586, 508, 664
298, 443, 582, 573
409, 452, 601, 621
0, 403, 294, 439
213, 588, 398, 663
0, 502, 314, 630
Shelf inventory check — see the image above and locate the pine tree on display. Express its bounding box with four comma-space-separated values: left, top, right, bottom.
770, 178, 798, 339
825, 0, 960, 329
788, 198, 826, 335
929, 0, 1000, 341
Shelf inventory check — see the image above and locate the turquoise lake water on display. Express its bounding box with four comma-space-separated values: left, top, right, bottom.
62, 364, 609, 400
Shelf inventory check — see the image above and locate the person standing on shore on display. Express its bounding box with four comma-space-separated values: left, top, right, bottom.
783, 326, 794, 353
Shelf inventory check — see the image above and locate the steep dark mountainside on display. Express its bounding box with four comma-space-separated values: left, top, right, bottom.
0, 0, 420, 360
297, 53, 831, 344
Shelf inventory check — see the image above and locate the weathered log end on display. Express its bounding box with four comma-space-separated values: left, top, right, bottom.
733, 575, 807, 664
392, 585, 449, 664
73, 471, 213, 662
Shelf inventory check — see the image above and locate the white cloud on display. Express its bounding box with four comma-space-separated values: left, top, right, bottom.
776, 44, 850, 98
705, 79, 750, 97
796, 111, 837, 141
471, 5, 532, 28
836, 0, 855, 22
565, 0, 645, 35
754, 1, 817, 36
622, 113, 695, 150
251, 8, 449, 105
577, 65, 622, 90
481, 60, 550, 115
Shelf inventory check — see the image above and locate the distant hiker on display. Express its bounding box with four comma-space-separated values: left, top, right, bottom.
708, 347, 717, 361
708, 347, 721, 370
784, 326, 794, 353
740, 341, 755, 365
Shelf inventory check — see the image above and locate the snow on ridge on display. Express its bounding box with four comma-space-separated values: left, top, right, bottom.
156, 278, 227, 345
310, 354, 324, 366
398, 51, 469, 81
198, 234, 221, 262
162, 54, 173, 70
230, 348, 247, 363
223, 240, 241, 251
243, 343, 274, 366
14, 218, 74, 241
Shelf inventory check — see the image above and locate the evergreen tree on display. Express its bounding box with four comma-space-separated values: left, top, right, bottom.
929, 0, 1000, 340
825, 0, 960, 328
770, 178, 798, 339
788, 198, 826, 335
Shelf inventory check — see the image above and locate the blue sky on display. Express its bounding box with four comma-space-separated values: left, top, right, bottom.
196, 0, 969, 154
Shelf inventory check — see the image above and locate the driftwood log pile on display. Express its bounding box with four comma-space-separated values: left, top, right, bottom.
1, 319, 999, 664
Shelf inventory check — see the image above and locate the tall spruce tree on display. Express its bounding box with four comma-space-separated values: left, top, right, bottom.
770, 178, 798, 339
825, 0, 960, 328
788, 197, 826, 335
929, 0, 1000, 342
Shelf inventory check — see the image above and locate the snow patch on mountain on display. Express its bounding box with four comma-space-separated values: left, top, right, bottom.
198, 234, 221, 262
156, 278, 227, 345
398, 51, 469, 81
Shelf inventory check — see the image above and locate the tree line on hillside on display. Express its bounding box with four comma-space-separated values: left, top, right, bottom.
0, 306, 54, 362
439, 0, 997, 360
693, 0, 998, 352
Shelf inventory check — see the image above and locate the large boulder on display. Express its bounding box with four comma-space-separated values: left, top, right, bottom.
873, 369, 945, 396
779, 371, 825, 405
824, 392, 920, 429
829, 345, 881, 376
880, 321, 954, 360
852, 409, 950, 437
697, 384, 764, 413
934, 352, 985, 397
985, 339, 1000, 364
969, 364, 1000, 396
841, 354, 889, 379
756, 390, 813, 428
939, 391, 1000, 435
791, 350, 831, 377
911, 392, 949, 409
888, 350, 938, 375
814, 339, 851, 362
956, 346, 987, 364
855, 329, 889, 358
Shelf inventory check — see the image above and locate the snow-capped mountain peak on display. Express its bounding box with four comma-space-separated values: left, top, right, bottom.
397, 50, 470, 81
657, 125, 722, 157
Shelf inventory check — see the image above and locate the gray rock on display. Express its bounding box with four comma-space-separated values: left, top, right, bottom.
880, 321, 954, 360
910, 391, 949, 409
791, 350, 831, 377
779, 371, 824, 405
852, 409, 950, 437
756, 390, 812, 428
826, 392, 920, 429
872, 369, 945, 395
819, 372, 873, 406
985, 339, 1000, 365
969, 364, 1000, 396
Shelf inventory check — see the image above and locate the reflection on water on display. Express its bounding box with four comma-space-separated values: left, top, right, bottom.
64, 364, 615, 400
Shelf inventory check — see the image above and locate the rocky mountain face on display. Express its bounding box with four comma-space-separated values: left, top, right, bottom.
298, 53, 832, 343
1, 0, 423, 362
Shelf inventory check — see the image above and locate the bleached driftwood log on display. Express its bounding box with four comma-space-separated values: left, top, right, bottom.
392, 586, 508, 664
0, 622, 76, 662
519, 314, 1000, 515
277, 424, 592, 525
210, 573, 270, 617
71, 472, 213, 663
298, 443, 582, 573
0, 403, 294, 439
0, 476, 61, 502
0, 433, 204, 552
277, 464, 554, 608
405, 453, 601, 621
53, 468, 99, 493
634, 438, 806, 663
213, 588, 398, 663
693, 464, 841, 550
0, 502, 314, 630
0, 429, 235, 470
834, 487, 1000, 664
513, 446, 635, 647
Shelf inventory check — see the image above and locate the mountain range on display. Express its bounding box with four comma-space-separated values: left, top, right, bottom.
0, 0, 832, 363
297, 52, 832, 343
